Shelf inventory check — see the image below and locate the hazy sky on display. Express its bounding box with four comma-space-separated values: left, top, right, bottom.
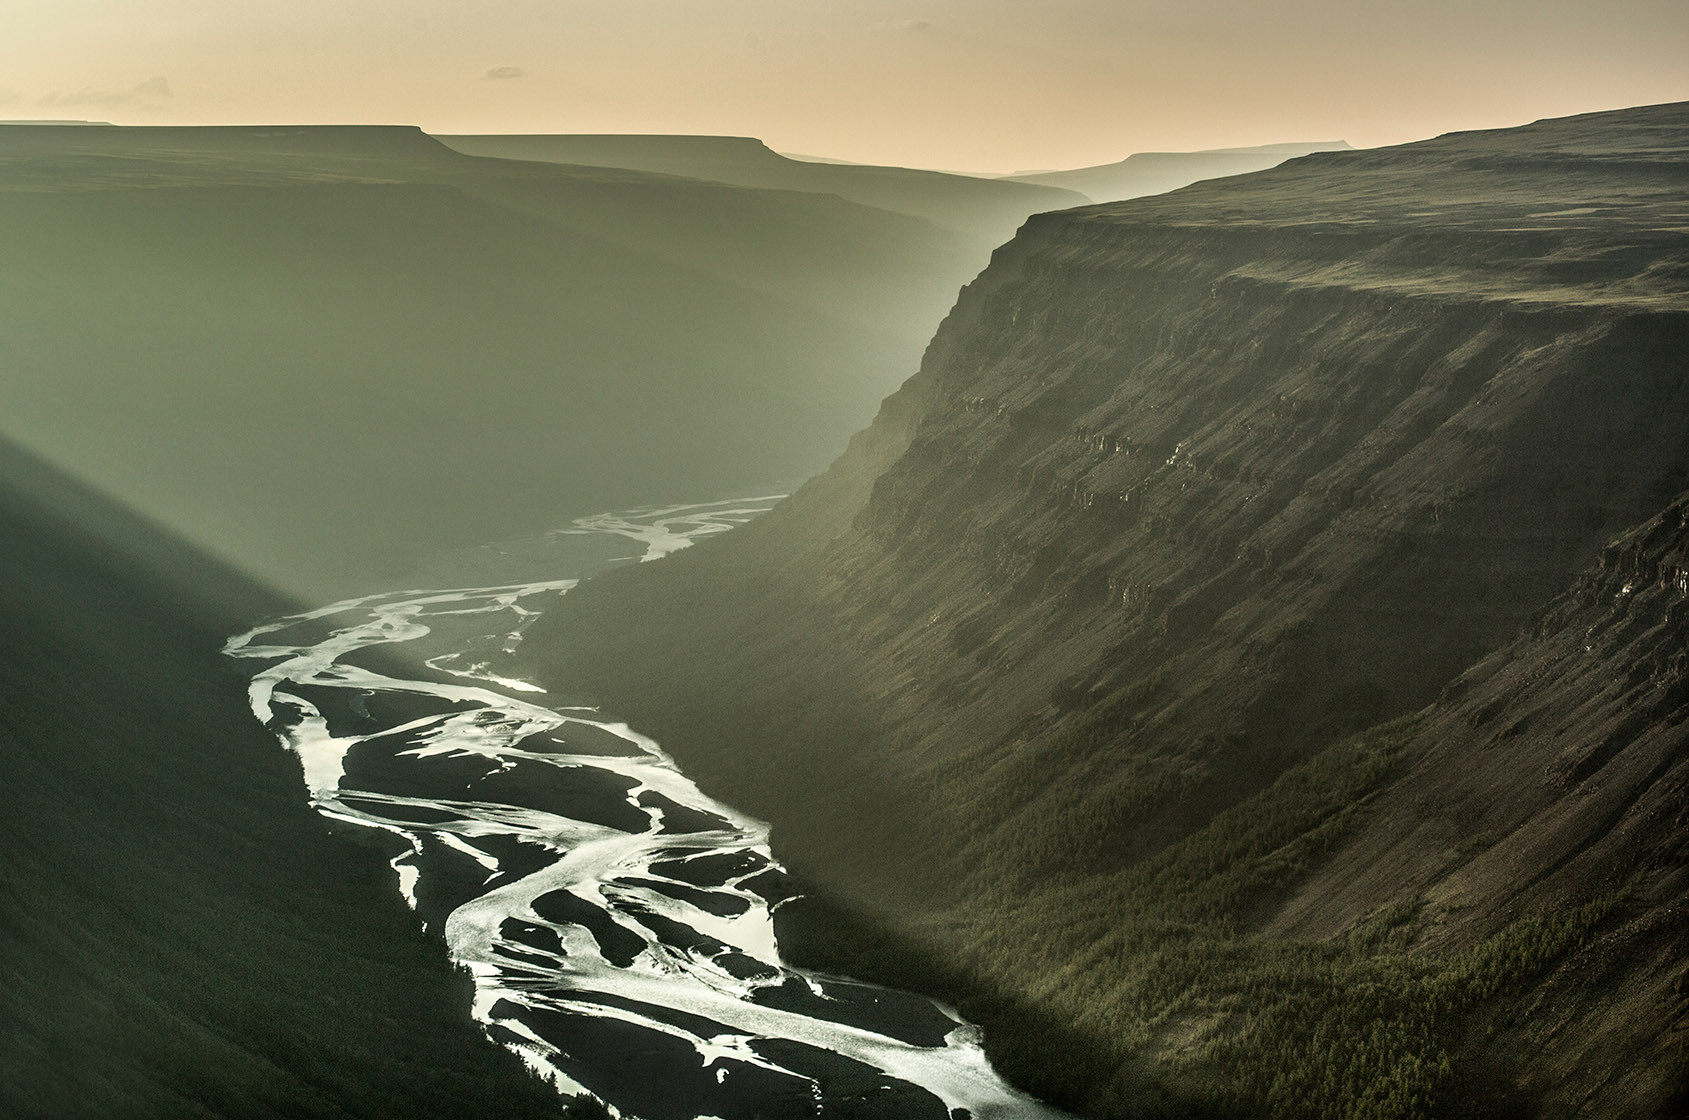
5, 0, 1686, 172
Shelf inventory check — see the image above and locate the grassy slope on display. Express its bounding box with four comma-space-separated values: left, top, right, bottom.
0, 439, 567, 1119
527, 103, 1689, 1117
0, 125, 983, 601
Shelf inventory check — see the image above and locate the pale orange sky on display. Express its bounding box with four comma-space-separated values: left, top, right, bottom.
5, 0, 1687, 173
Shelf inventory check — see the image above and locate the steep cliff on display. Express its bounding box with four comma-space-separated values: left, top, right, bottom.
530, 103, 1689, 1117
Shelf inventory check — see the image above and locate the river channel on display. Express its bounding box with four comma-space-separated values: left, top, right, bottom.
225, 497, 1065, 1120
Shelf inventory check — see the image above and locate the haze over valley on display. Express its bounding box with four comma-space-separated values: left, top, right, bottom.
0, 123, 1065, 599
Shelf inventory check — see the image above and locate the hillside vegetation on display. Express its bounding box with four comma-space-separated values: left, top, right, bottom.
529, 103, 1689, 1117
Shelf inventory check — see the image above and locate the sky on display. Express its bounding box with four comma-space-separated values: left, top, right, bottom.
4, 0, 1687, 173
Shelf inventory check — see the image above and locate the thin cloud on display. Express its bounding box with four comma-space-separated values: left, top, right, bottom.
872, 18, 933, 33
38, 76, 172, 108
484, 65, 526, 80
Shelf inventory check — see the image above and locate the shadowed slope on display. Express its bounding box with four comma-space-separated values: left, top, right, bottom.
0, 441, 563, 1119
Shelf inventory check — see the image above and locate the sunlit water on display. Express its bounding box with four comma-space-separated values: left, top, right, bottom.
225, 497, 1064, 1120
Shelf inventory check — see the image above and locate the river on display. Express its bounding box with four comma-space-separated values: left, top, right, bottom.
225, 497, 1065, 1120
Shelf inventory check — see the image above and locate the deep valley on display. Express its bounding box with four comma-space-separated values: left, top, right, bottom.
3, 63, 1687, 1120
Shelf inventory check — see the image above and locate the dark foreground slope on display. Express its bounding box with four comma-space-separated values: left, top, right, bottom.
436, 133, 1087, 245
530, 103, 1689, 1117
0, 125, 983, 600
0, 441, 564, 1119
1007, 140, 1351, 203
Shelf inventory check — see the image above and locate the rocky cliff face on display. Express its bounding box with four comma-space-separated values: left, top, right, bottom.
530, 103, 1689, 1117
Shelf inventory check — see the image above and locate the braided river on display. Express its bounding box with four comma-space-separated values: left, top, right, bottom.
225, 497, 1064, 1120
